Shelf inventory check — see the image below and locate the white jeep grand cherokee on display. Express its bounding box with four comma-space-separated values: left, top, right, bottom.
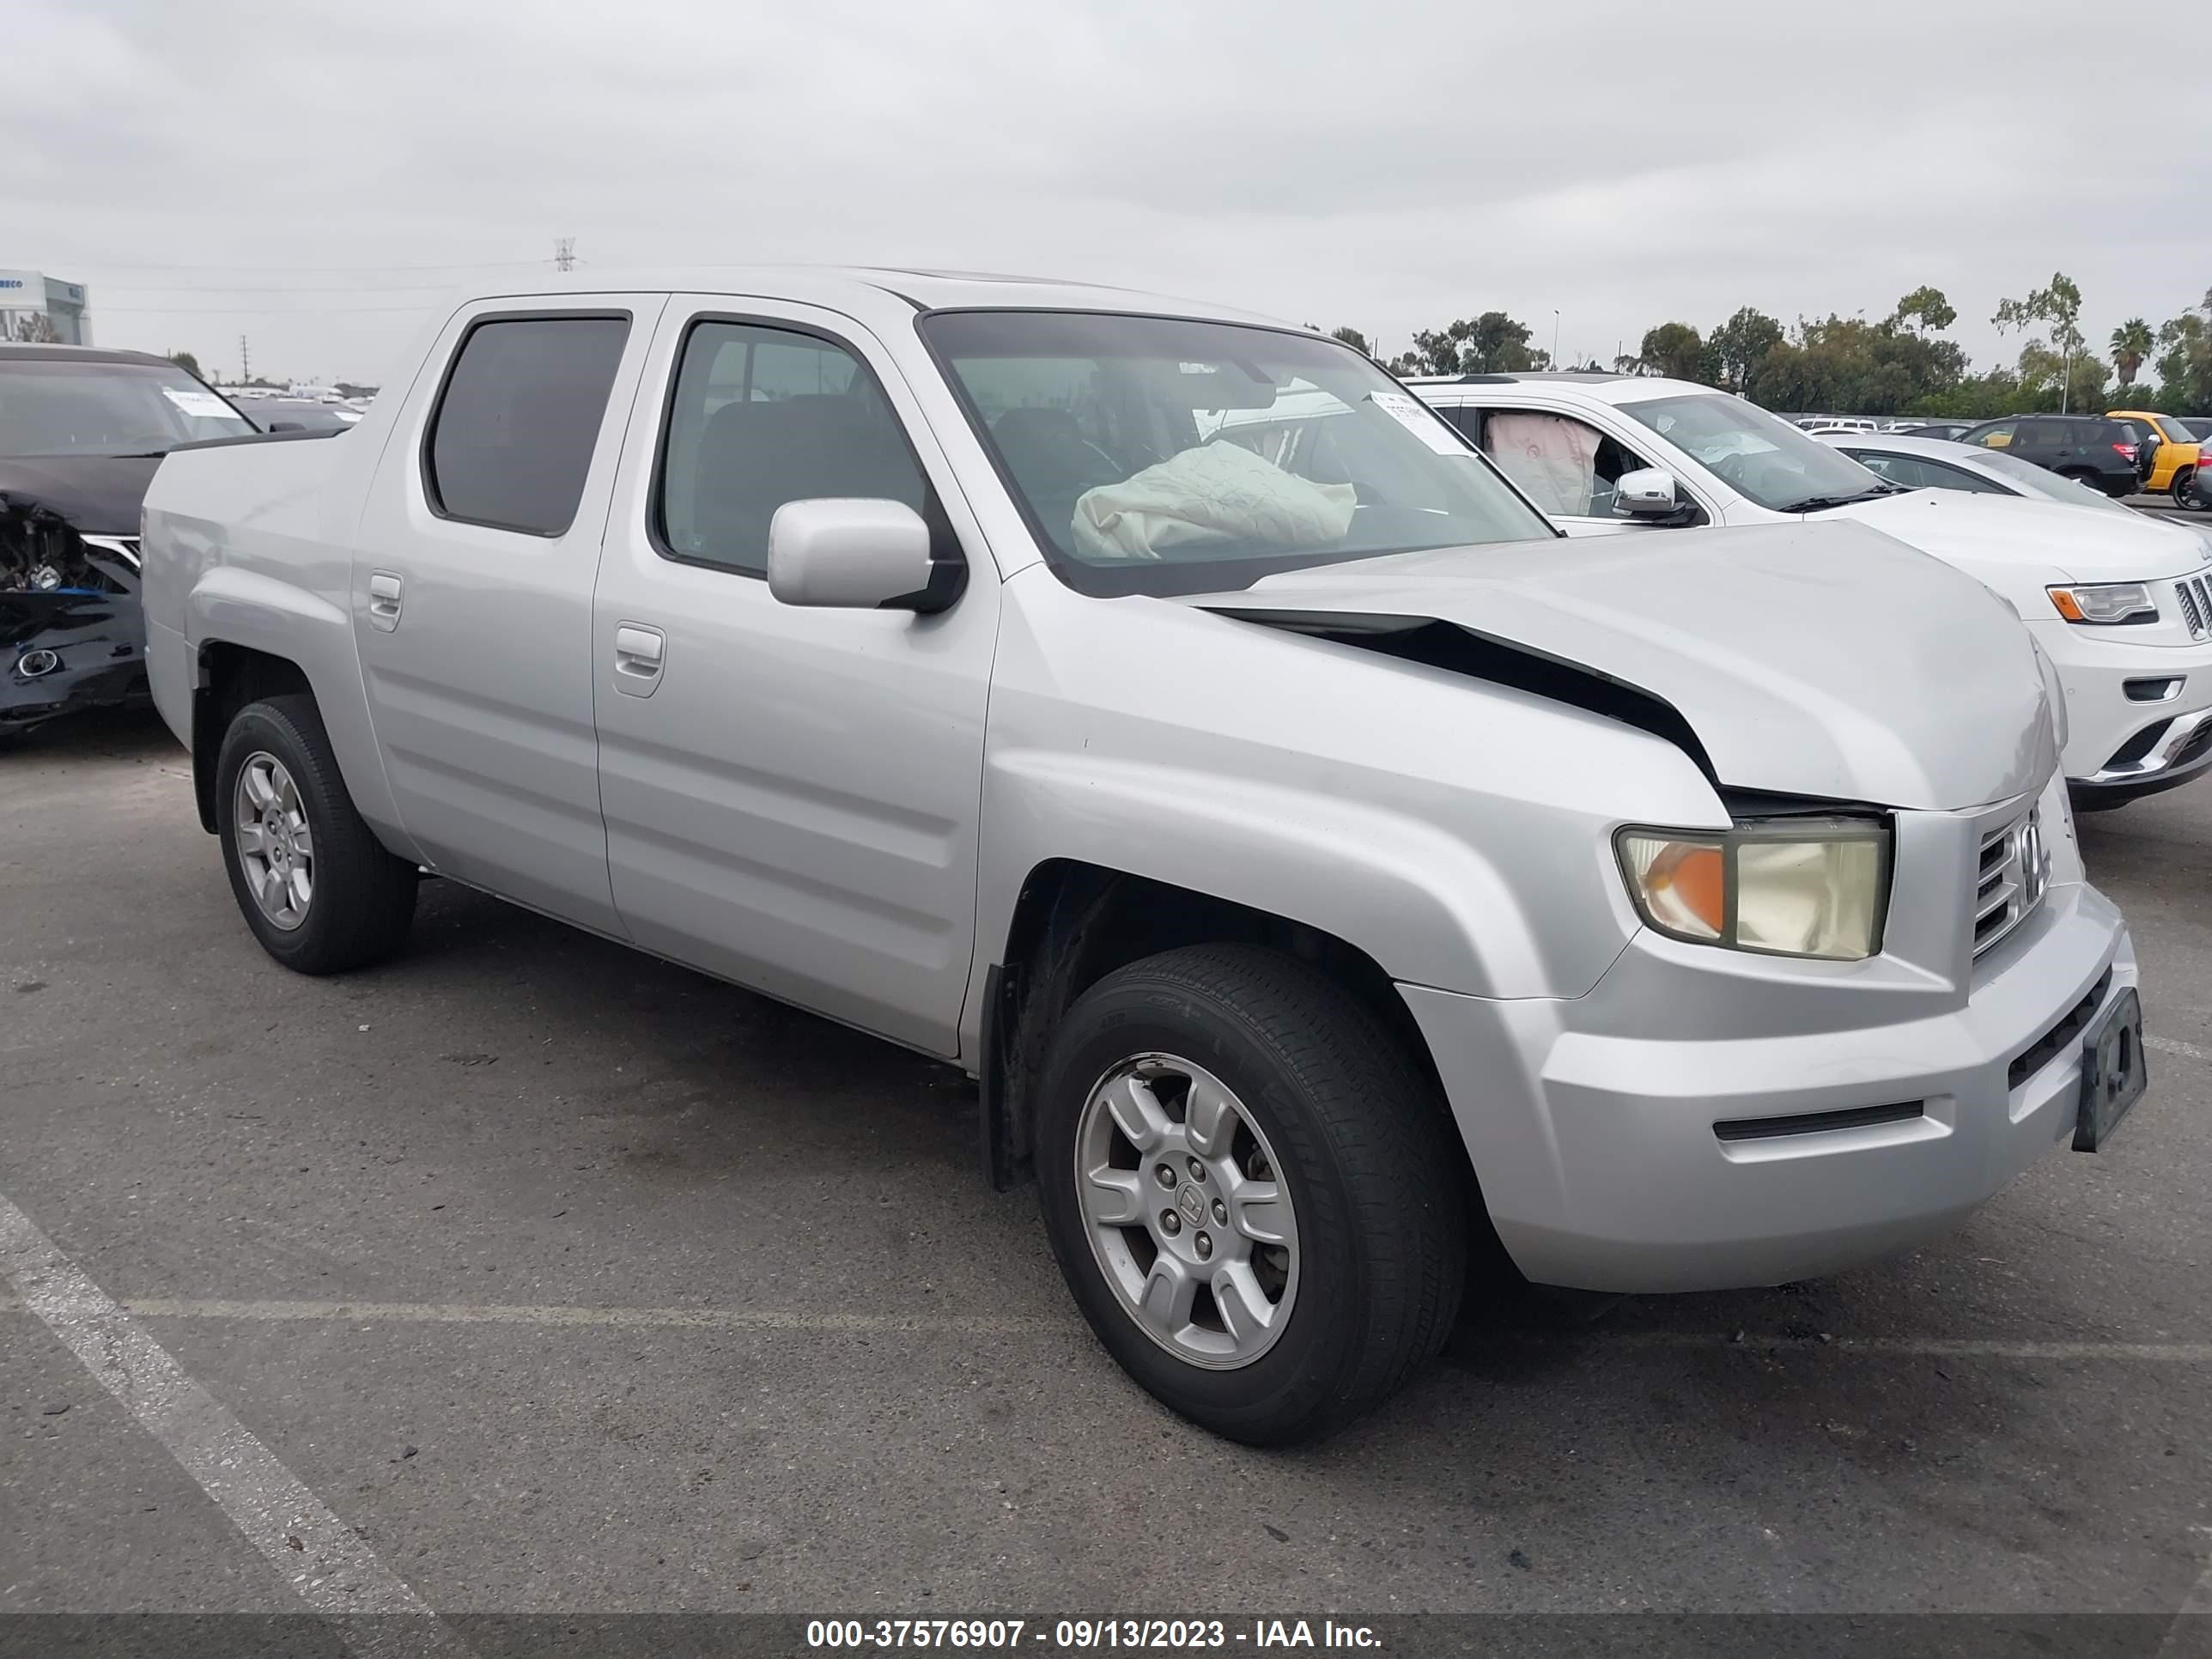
1411, 373, 2212, 807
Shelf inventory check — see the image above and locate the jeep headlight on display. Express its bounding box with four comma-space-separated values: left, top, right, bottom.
2047, 582, 2156, 625
1615, 818, 1890, 961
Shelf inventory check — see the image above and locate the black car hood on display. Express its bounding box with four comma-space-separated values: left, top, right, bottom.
0, 455, 161, 536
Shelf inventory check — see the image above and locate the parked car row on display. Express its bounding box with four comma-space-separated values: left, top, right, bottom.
121, 268, 2152, 1445
1807, 410, 2209, 508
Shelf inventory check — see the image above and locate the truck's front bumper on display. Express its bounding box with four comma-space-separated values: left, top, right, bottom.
1401, 881, 2135, 1293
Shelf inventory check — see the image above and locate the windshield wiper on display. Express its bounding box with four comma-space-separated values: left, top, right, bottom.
1778, 484, 1906, 513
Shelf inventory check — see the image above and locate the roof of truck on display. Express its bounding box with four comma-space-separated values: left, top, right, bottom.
454, 265, 1286, 327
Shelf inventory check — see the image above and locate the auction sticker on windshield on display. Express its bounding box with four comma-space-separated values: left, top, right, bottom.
162, 386, 234, 420
1367, 390, 1466, 455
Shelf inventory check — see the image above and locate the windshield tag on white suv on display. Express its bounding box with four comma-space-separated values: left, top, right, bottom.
161, 387, 234, 420
1367, 390, 1466, 455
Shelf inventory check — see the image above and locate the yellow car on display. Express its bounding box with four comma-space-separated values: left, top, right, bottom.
2106, 410, 2202, 500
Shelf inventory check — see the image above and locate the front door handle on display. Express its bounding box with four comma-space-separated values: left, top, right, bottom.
368, 571, 404, 632
612, 623, 665, 697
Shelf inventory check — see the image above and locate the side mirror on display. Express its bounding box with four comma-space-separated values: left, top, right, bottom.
767, 498, 964, 612
1614, 467, 1681, 518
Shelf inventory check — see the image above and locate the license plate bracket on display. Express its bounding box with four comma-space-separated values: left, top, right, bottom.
2073, 987, 2147, 1153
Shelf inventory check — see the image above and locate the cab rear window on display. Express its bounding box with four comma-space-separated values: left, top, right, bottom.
424, 315, 629, 536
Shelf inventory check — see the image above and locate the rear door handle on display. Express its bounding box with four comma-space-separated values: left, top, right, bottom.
368, 571, 404, 632
612, 623, 665, 697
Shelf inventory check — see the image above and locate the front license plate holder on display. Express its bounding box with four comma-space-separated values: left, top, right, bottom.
2073, 987, 2147, 1152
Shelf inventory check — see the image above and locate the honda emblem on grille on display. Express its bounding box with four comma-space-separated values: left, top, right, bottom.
2018, 814, 2048, 910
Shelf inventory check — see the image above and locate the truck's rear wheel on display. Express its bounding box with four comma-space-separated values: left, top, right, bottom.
1035, 944, 1466, 1445
216, 695, 416, 975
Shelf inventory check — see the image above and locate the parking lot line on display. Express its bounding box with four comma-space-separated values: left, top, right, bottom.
2147, 1034, 2208, 1062
1, 1291, 2204, 1363
0, 1194, 474, 1658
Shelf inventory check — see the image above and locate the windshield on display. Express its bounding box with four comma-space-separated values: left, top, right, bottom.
921, 311, 1556, 595
1617, 392, 1891, 513
2179, 418, 2212, 441
1972, 445, 2134, 512
0, 360, 255, 457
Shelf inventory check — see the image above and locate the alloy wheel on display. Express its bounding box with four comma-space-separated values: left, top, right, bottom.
234, 750, 314, 931
1073, 1052, 1300, 1370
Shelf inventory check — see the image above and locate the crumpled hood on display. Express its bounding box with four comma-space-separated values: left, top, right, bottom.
1181, 519, 2054, 811
0, 455, 161, 537
1833, 487, 2211, 581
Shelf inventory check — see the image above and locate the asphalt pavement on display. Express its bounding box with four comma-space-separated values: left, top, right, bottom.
2, 709, 2208, 1643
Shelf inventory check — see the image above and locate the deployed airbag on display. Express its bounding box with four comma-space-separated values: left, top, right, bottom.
1486, 412, 1598, 517
1071, 441, 1355, 561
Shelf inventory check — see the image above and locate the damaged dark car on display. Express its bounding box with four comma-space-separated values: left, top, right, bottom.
2, 345, 256, 735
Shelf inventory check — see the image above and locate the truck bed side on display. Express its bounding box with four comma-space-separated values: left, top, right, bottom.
141, 431, 414, 855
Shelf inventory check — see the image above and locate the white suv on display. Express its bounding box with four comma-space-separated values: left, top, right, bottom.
1411, 373, 2212, 807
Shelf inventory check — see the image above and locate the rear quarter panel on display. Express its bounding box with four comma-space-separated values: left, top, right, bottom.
143, 429, 410, 849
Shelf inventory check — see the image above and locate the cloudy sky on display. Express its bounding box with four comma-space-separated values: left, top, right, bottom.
11, 0, 2209, 386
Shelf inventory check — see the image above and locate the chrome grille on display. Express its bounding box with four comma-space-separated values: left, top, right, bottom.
1973, 805, 2050, 959
2179, 580, 2205, 636
78, 534, 142, 573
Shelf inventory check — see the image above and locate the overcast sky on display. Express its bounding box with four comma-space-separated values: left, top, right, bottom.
11, 0, 2209, 386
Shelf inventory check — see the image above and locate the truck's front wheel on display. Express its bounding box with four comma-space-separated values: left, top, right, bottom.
215, 695, 416, 975
1035, 944, 1467, 1445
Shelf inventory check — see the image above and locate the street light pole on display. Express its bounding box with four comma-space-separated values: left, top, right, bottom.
1552, 310, 1561, 371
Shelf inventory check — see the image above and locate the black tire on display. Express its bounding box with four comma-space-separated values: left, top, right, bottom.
215, 694, 416, 974
2175, 466, 2203, 510
1035, 944, 1468, 1445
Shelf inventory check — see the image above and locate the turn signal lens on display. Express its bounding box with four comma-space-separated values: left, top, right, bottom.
1618, 835, 1724, 940
1616, 818, 1890, 961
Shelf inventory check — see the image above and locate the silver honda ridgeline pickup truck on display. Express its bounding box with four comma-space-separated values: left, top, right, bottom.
141, 270, 2145, 1444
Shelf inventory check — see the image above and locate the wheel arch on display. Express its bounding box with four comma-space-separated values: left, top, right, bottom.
190, 641, 313, 833
975, 859, 1472, 1202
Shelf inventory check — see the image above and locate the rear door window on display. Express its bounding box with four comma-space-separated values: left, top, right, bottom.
424, 315, 631, 536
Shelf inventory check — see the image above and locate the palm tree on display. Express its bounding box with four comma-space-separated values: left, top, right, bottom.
2110, 318, 2154, 388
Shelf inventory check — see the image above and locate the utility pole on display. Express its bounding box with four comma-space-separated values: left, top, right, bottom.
554, 237, 575, 273
239, 334, 250, 384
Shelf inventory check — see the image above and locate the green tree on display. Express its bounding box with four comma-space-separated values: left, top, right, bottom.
2107, 319, 2153, 388
1708, 307, 1784, 395
1742, 313, 1969, 416
1397, 311, 1545, 376
1994, 272, 2093, 410
2154, 308, 2210, 409
1890, 286, 1957, 335
1638, 322, 1708, 382
167, 349, 204, 380
2013, 339, 2110, 412
1328, 326, 1371, 356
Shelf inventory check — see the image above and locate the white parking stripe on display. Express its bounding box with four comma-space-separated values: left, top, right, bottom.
101, 1296, 1070, 1334
2147, 1033, 2208, 1062
0, 1290, 2203, 1363
0, 1195, 472, 1658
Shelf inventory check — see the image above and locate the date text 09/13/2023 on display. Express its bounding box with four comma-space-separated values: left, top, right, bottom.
805, 1618, 1383, 1650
